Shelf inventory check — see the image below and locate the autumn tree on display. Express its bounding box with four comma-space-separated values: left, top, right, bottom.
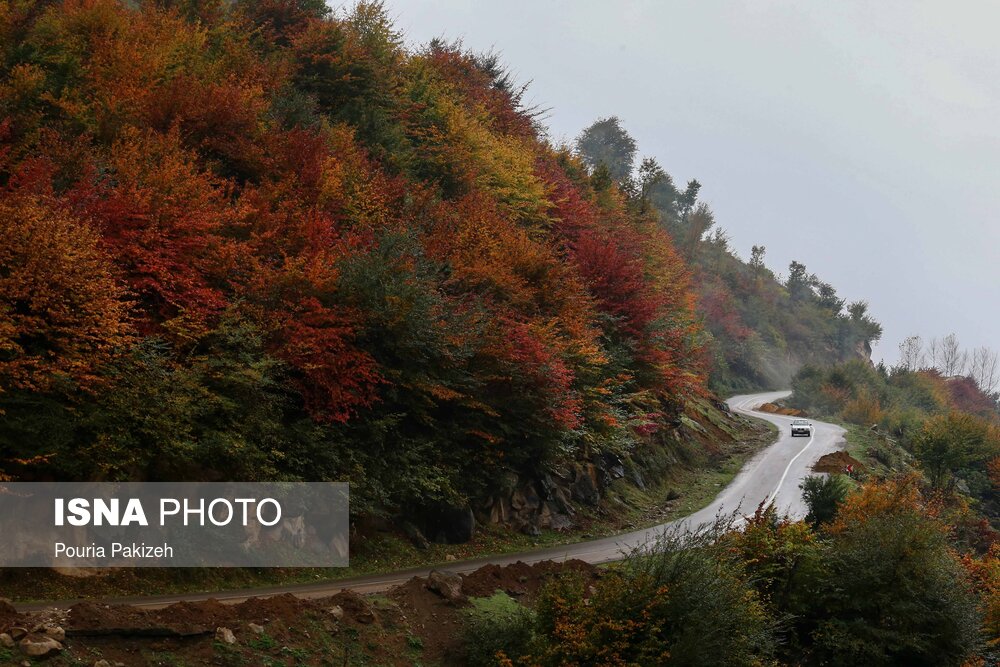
914, 412, 999, 490
812, 477, 981, 666
575, 116, 637, 182
0, 193, 131, 394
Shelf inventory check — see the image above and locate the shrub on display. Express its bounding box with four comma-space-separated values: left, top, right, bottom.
810, 477, 982, 666
530, 523, 775, 666
801, 474, 852, 528
462, 591, 535, 666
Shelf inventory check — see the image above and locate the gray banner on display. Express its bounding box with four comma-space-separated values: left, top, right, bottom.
0, 482, 349, 567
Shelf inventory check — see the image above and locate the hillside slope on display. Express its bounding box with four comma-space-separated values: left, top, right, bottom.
0, 1, 871, 542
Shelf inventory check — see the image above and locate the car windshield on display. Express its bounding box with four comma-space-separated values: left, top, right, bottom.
792, 420, 810, 425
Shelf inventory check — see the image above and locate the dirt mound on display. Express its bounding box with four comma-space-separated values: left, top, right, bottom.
18, 560, 603, 666
461, 559, 598, 600
758, 402, 806, 417
385, 559, 600, 664
68, 593, 328, 637
0, 598, 20, 630
812, 451, 864, 474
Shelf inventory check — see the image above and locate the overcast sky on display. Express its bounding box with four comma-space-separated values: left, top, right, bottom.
379, 0, 999, 363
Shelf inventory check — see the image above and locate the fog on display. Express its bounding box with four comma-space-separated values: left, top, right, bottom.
381, 0, 1000, 363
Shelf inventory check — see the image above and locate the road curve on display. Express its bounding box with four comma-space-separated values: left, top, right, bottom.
17, 390, 845, 612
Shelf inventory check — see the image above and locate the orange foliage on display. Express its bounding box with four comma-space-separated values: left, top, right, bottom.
0, 191, 131, 392
961, 544, 1000, 648
827, 474, 930, 536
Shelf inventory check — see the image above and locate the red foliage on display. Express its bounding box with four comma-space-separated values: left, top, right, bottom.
423, 43, 536, 138
68, 129, 234, 329
699, 279, 752, 341
570, 226, 657, 338
946, 376, 998, 418
273, 297, 380, 423
500, 318, 583, 430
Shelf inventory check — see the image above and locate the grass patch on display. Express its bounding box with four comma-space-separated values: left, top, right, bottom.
143, 651, 189, 667
248, 632, 278, 651
462, 592, 535, 666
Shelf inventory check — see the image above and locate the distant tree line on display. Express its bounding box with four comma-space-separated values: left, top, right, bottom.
574, 116, 884, 393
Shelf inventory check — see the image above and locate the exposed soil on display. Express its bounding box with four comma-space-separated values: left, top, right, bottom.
0, 560, 599, 666
757, 402, 806, 417
812, 451, 865, 475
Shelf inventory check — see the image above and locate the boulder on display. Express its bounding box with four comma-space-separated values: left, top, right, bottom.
8, 627, 27, 641
400, 521, 430, 550
426, 570, 464, 601
0, 598, 16, 621
42, 626, 65, 642
18, 635, 63, 658
428, 504, 476, 544
571, 464, 601, 506
0, 633, 14, 649
548, 512, 574, 531
248, 623, 265, 635
215, 627, 236, 645
326, 605, 344, 620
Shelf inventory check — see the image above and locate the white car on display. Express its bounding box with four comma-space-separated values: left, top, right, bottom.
790, 419, 813, 437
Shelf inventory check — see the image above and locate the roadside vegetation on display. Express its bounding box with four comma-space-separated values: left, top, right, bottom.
452, 476, 992, 667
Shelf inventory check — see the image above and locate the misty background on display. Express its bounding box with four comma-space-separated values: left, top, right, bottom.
378, 0, 999, 364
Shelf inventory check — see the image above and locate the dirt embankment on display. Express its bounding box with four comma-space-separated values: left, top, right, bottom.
812, 451, 865, 475
756, 402, 807, 417
0, 560, 600, 666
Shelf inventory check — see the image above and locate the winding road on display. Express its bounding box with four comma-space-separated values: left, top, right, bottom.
17, 390, 846, 611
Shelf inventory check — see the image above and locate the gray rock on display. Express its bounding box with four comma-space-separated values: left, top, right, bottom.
430, 504, 476, 544
626, 463, 646, 490
42, 626, 65, 642
18, 636, 63, 658
401, 521, 430, 550
8, 627, 27, 641
248, 623, 265, 635
549, 512, 574, 531
0, 633, 14, 649
215, 627, 236, 645
427, 570, 464, 601
326, 605, 344, 620
571, 464, 601, 506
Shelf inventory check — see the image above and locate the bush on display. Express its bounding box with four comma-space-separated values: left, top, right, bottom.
462, 591, 535, 666
530, 523, 775, 666
809, 477, 982, 666
801, 474, 852, 528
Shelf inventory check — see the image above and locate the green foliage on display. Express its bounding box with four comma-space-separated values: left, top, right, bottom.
790, 360, 998, 507
575, 116, 637, 182
530, 522, 775, 666
913, 412, 999, 490
810, 479, 982, 666
800, 474, 851, 527
462, 591, 535, 666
